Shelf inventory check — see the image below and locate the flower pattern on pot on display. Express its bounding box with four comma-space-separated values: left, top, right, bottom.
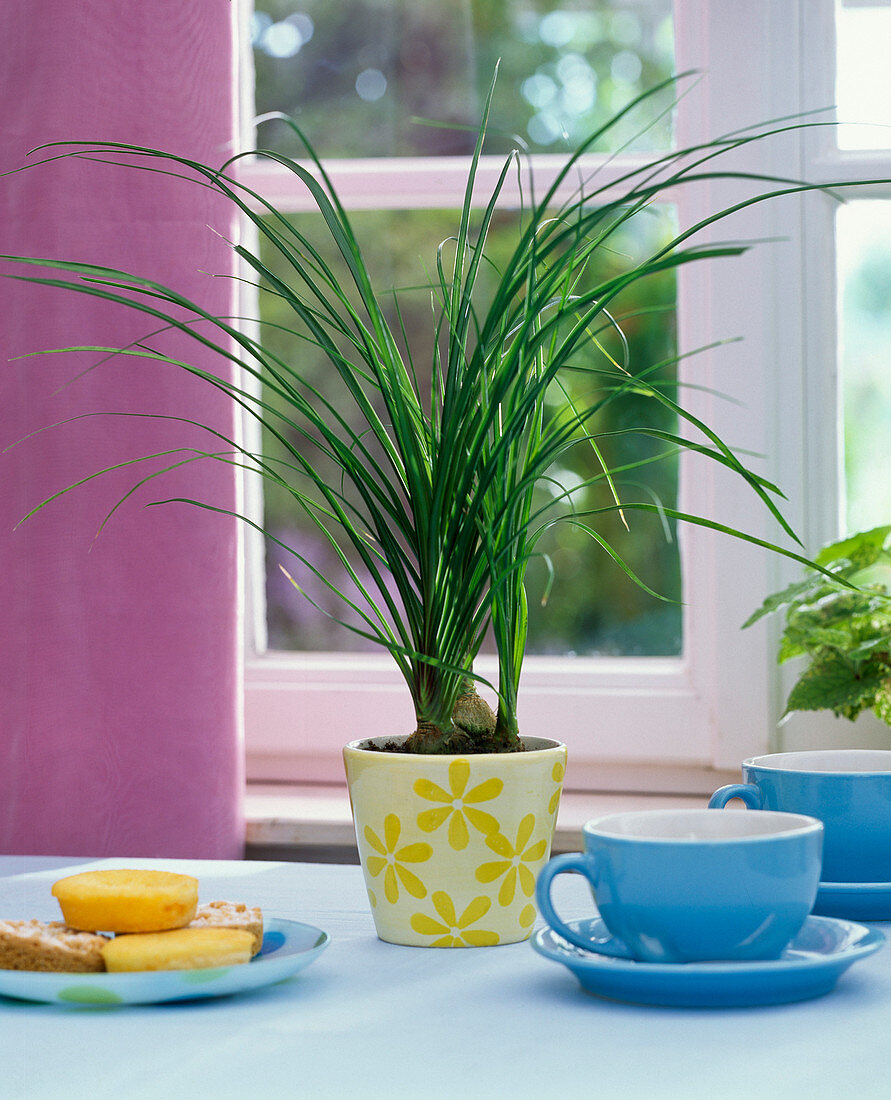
549, 761, 565, 815
409, 891, 500, 947
414, 759, 503, 850
474, 813, 548, 906
519, 903, 537, 929
364, 814, 432, 903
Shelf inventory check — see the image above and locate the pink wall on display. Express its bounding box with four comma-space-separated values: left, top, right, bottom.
0, 2, 244, 856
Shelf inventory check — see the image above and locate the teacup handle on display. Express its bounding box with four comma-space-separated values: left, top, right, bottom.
708, 783, 763, 809
535, 853, 632, 957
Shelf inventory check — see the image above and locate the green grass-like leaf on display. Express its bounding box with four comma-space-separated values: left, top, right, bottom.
6, 71, 888, 749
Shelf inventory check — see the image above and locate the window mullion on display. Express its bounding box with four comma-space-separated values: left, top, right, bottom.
673, 0, 816, 768
236, 152, 670, 213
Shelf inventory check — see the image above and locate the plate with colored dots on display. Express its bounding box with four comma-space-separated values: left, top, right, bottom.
0, 918, 329, 1006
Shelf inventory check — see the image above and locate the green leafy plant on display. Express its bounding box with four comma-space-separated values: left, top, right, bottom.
3, 71, 875, 754
746, 525, 891, 724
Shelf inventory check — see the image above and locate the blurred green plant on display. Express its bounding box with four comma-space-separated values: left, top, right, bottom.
746, 526, 891, 725
252, 0, 680, 656
251, 0, 674, 158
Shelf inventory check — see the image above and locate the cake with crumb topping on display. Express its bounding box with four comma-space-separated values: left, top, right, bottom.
0, 919, 109, 972
189, 901, 264, 955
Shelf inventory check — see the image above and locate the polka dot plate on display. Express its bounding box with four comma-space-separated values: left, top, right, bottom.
0, 917, 329, 1006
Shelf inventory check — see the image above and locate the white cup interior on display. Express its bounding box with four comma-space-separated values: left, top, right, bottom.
746, 749, 891, 774
586, 808, 819, 841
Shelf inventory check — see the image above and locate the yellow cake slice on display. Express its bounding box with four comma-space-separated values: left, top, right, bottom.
0, 919, 109, 972
101, 927, 254, 972
52, 869, 199, 933
188, 901, 264, 955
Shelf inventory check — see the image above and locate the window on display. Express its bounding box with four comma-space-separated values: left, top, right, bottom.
238, 0, 891, 788
257, 205, 682, 660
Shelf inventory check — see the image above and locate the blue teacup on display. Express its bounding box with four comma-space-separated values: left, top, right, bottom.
709, 750, 891, 883
535, 809, 823, 964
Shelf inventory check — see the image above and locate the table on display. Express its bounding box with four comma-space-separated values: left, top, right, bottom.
2, 855, 889, 1100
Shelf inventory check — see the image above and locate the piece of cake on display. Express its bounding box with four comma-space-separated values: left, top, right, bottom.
51, 869, 199, 933
101, 927, 254, 972
188, 901, 264, 956
0, 919, 109, 972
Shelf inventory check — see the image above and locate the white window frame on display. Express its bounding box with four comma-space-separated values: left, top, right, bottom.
237, 0, 891, 790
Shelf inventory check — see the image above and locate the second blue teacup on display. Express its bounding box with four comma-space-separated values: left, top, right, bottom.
535, 808, 823, 964
709, 750, 891, 883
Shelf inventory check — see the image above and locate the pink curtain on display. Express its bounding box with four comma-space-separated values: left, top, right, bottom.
0, 2, 244, 856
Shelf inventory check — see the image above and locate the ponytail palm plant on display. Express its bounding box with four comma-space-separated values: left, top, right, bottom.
4, 72, 860, 754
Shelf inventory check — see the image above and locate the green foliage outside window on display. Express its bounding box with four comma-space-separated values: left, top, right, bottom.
252, 0, 681, 656
258, 205, 681, 656
251, 0, 674, 158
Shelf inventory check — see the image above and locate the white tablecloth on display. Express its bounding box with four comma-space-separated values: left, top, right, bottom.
1, 855, 889, 1100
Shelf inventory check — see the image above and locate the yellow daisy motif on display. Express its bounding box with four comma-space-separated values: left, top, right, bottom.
414, 759, 503, 850
475, 813, 548, 906
364, 814, 432, 904
549, 760, 565, 815
409, 891, 500, 947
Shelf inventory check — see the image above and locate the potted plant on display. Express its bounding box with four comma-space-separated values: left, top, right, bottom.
746, 525, 891, 726
3, 72, 870, 945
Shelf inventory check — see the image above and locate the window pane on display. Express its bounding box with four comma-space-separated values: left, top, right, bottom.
251, 0, 675, 158
836, 0, 891, 151
257, 205, 681, 657
837, 200, 891, 532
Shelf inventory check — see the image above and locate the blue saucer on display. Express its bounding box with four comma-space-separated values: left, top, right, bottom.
813, 881, 891, 921
531, 915, 883, 1008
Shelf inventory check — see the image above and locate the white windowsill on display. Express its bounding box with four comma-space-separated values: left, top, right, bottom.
244, 783, 711, 859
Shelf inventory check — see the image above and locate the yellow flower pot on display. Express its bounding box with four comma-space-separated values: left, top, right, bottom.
343, 736, 567, 947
